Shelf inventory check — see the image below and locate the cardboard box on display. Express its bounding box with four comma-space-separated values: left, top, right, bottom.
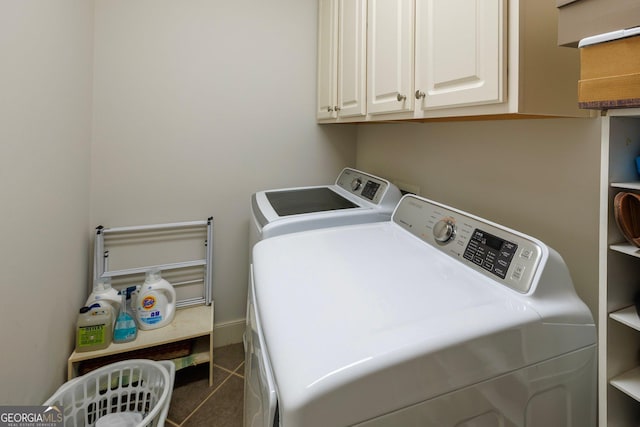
578, 34, 640, 109
557, 0, 640, 46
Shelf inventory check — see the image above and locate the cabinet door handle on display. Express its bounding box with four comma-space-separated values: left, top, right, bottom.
334, 106, 341, 111
415, 90, 426, 99
397, 93, 407, 102
327, 106, 334, 112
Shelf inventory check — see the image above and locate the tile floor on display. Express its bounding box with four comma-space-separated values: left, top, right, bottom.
167, 343, 245, 427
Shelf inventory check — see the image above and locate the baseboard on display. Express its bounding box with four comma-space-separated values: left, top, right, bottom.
213, 318, 246, 348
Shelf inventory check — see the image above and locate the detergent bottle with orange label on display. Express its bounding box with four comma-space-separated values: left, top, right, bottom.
135, 269, 176, 330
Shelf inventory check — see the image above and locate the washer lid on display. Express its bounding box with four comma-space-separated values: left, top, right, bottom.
252, 218, 595, 427
265, 187, 358, 216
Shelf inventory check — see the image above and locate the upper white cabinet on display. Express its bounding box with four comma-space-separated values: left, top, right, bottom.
367, 0, 414, 115
316, 0, 337, 120
316, 0, 367, 120
415, 0, 503, 111
317, 0, 587, 123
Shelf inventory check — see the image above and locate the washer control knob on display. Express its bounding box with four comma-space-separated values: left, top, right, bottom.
433, 219, 456, 244
351, 178, 363, 191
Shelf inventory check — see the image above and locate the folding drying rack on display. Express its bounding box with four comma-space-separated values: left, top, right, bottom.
93, 217, 214, 308
67, 217, 215, 384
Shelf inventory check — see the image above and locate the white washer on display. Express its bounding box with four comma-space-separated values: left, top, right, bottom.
249, 168, 402, 249
244, 195, 596, 427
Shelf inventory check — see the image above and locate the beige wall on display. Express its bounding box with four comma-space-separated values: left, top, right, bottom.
0, 0, 356, 405
356, 118, 601, 320
91, 0, 357, 331
0, 1, 93, 404
0, 0, 602, 406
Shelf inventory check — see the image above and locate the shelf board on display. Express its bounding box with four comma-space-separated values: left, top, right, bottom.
610, 243, 640, 259
610, 305, 640, 331
190, 338, 211, 365
611, 366, 640, 403
612, 182, 640, 190
172, 337, 211, 371
69, 304, 213, 363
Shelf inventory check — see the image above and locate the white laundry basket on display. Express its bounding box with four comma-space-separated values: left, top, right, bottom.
45, 359, 175, 427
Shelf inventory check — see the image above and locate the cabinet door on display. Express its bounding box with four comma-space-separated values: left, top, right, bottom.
367, 0, 414, 115
415, 0, 504, 110
317, 0, 338, 119
337, 0, 367, 118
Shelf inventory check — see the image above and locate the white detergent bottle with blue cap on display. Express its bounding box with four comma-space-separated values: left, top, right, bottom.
135, 269, 176, 330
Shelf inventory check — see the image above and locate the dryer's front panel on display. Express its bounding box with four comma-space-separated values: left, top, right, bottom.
392, 194, 544, 293
243, 267, 278, 427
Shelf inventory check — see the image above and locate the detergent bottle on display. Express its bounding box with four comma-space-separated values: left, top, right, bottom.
135, 269, 176, 330
76, 303, 112, 352
86, 277, 120, 327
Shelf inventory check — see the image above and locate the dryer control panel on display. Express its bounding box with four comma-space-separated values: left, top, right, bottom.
335, 168, 394, 205
463, 229, 519, 281
393, 195, 543, 293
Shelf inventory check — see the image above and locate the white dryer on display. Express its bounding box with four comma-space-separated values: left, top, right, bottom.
249, 168, 402, 249
244, 195, 596, 427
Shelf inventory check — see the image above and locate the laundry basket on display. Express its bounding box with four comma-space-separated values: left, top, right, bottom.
45, 359, 175, 427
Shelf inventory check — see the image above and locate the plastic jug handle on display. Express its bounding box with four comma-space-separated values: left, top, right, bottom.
164, 285, 176, 321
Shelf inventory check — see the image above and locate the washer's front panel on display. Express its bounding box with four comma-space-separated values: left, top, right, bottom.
336, 168, 392, 204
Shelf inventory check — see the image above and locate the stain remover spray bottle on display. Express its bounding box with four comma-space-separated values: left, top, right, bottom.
113, 286, 137, 343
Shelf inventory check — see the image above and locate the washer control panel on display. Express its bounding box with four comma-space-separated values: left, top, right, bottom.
336, 168, 391, 204
393, 195, 543, 293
